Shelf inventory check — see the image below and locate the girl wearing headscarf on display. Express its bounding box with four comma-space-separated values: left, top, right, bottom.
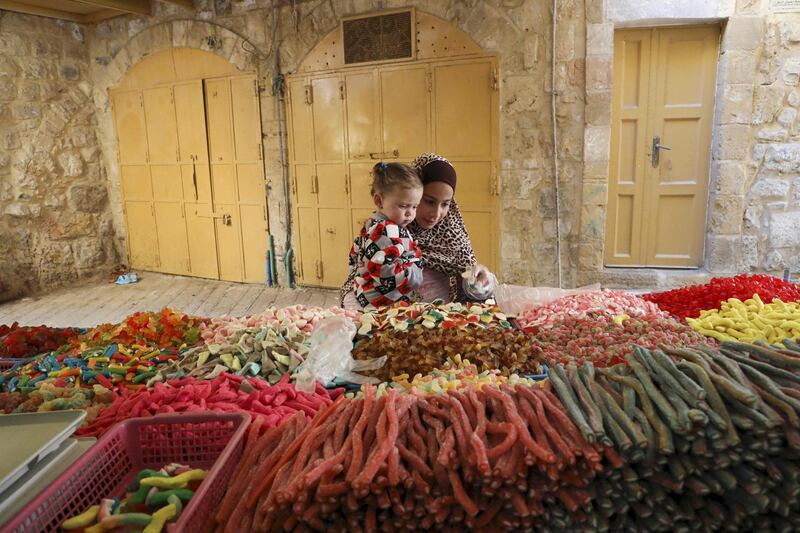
340, 153, 496, 309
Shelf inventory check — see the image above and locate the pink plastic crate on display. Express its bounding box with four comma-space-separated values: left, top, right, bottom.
2, 412, 250, 533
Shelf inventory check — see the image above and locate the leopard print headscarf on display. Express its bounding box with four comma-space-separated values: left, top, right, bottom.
339, 153, 477, 304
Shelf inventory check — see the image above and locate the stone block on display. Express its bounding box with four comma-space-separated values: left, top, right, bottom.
0, 78, 16, 101
706, 235, 742, 273
21, 59, 52, 80
720, 84, 754, 125
778, 107, 797, 127
582, 181, 608, 205
723, 17, 764, 51
789, 90, 800, 108
18, 81, 40, 101
587, 23, 613, 57
752, 84, 784, 124
755, 126, 788, 142
709, 195, 744, 235
714, 161, 747, 195
584, 125, 611, 162
68, 184, 107, 213
723, 50, 758, 84
74, 239, 106, 269
58, 152, 84, 177
750, 178, 790, 199
786, 59, 800, 86
764, 144, 800, 173
4, 202, 39, 218
0, 56, 18, 77
61, 63, 81, 82
585, 90, 611, 125
523, 34, 539, 70
585, 56, 612, 92
770, 211, 800, 248
11, 103, 41, 120
715, 124, 750, 160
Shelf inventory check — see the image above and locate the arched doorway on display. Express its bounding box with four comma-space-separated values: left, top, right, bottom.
285, 9, 500, 288
110, 48, 269, 283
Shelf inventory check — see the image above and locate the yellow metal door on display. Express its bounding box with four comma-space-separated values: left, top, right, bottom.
143, 86, 191, 275
318, 209, 352, 287
204, 75, 269, 282
345, 71, 380, 159
286, 57, 500, 289
231, 76, 268, 282
606, 27, 718, 267
380, 65, 429, 160
112, 89, 159, 270
432, 58, 500, 273
174, 80, 219, 279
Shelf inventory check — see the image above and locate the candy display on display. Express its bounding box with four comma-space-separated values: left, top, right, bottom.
515, 289, 667, 329
0, 323, 80, 358
212, 385, 608, 532
643, 274, 800, 320
352, 325, 545, 381
168, 325, 310, 385
61, 463, 207, 532
544, 342, 800, 531
77, 373, 339, 437
524, 313, 716, 367
687, 295, 800, 343
3, 274, 800, 531
385, 355, 543, 394
201, 305, 360, 344
357, 301, 512, 337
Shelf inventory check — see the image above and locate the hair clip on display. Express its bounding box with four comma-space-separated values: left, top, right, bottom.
378, 162, 388, 171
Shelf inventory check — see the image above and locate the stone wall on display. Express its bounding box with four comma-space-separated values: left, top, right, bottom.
0, 13, 117, 302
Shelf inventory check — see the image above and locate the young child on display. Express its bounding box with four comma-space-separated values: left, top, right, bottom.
349, 162, 424, 309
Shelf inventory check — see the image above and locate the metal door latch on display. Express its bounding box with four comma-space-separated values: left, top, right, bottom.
222, 214, 232, 225
652, 135, 671, 167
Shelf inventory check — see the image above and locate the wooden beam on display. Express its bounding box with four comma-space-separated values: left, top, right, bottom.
82, 8, 125, 22
160, 0, 193, 8
69, 0, 151, 15
0, 0, 86, 22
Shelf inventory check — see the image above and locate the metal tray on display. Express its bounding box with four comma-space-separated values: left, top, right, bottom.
0, 410, 86, 495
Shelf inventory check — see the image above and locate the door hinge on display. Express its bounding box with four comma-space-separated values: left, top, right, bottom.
291, 175, 297, 195
344, 173, 349, 194
169, 88, 174, 104
426, 72, 433, 92
254, 79, 259, 98
258, 143, 263, 160
304, 84, 313, 105
138, 94, 144, 108
339, 81, 346, 100
491, 67, 499, 91
298, 257, 304, 279
490, 165, 500, 195
145, 151, 150, 163
263, 203, 267, 221
180, 204, 185, 218
176, 147, 180, 161
316, 259, 323, 280
311, 174, 319, 194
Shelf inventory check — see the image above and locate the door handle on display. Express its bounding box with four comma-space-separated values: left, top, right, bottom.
652, 135, 671, 167
325, 227, 336, 235
369, 149, 399, 159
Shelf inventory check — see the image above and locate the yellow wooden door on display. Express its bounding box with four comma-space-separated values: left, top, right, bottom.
606, 27, 718, 267
432, 58, 499, 273
112, 89, 159, 270
142, 86, 191, 276
174, 80, 219, 280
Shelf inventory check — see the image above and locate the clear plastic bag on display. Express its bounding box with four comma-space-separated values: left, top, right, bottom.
461, 264, 498, 301
495, 283, 602, 316
293, 316, 386, 392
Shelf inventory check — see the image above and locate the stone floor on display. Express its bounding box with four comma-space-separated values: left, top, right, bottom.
0, 273, 339, 328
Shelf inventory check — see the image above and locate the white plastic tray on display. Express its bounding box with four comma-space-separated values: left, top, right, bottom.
0, 410, 86, 495
0, 437, 95, 524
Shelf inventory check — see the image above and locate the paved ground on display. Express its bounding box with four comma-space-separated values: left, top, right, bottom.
0, 273, 338, 328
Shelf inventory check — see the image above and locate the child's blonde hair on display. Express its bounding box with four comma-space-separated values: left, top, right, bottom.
370, 162, 422, 196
